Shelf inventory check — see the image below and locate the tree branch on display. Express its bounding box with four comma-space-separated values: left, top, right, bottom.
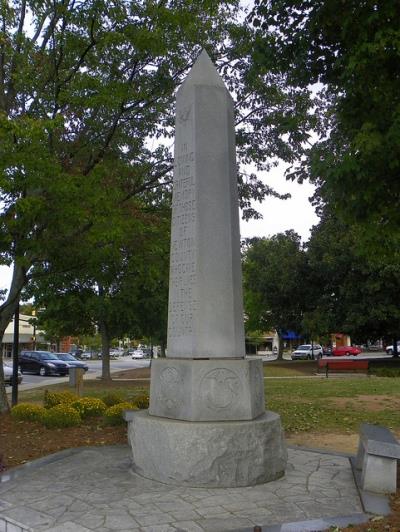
6, 0, 26, 110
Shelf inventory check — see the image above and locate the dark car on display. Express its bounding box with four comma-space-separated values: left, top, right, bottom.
54, 353, 89, 372
19, 351, 69, 376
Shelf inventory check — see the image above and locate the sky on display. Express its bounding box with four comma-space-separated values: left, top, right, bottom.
240, 167, 319, 241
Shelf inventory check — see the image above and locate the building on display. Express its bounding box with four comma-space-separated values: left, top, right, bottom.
1, 314, 45, 359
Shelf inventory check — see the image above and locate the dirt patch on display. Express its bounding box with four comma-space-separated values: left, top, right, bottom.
331, 394, 400, 412
286, 431, 359, 454
112, 366, 150, 380
0, 413, 127, 470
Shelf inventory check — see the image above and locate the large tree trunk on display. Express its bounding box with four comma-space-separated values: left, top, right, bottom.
0, 263, 27, 413
277, 332, 284, 360
159, 340, 166, 357
99, 321, 111, 381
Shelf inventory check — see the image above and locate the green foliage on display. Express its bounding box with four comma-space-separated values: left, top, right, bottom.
305, 212, 400, 341
370, 367, 400, 378
11, 403, 45, 422
132, 394, 150, 409
71, 397, 106, 419
42, 405, 81, 429
0, 0, 317, 407
43, 390, 79, 409
101, 392, 125, 407
104, 402, 136, 426
250, 0, 400, 256
243, 231, 308, 339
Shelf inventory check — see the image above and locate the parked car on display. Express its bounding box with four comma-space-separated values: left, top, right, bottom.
110, 349, 121, 359
79, 351, 94, 360
332, 346, 362, 356
3, 363, 23, 385
291, 344, 323, 360
131, 349, 145, 359
19, 351, 69, 376
54, 353, 89, 372
386, 342, 400, 355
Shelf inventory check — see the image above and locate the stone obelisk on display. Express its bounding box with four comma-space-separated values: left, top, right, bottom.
125, 51, 287, 487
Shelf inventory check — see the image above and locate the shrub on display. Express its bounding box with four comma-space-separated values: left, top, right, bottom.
104, 402, 136, 425
42, 404, 81, 428
11, 403, 45, 422
71, 397, 106, 418
132, 394, 150, 409
370, 367, 400, 378
101, 392, 125, 407
44, 390, 78, 409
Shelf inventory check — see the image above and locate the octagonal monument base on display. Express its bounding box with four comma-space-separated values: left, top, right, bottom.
124, 409, 287, 488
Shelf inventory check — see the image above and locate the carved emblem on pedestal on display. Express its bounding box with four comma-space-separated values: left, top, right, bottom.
200, 369, 241, 410
158, 367, 183, 410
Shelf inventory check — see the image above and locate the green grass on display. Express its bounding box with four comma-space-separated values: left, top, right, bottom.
266, 377, 400, 433
15, 369, 400, 436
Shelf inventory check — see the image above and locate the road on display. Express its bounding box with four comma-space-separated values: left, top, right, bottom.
10, 351, 394, 391
17, 357, 151, 388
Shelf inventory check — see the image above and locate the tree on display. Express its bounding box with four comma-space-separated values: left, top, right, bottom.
26, 199, 170, 380
306, 211, 400, 346
243, 230, 308, 358
250, 1, 400, 255
0, 0, 314, 410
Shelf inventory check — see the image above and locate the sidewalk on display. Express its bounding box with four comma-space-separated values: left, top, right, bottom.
0, 445, 372, 532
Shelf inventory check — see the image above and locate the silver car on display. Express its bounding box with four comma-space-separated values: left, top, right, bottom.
291, 344, 323, 360
3, 363, 23, 385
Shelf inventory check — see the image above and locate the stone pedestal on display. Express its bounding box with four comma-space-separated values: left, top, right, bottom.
149, 358, 265, 421
124, 410, 287, 488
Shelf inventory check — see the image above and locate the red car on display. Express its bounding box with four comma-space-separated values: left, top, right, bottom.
332, 346, 362, 356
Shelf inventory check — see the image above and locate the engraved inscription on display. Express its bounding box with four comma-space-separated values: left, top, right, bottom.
178, 106, 191, 124
168, 110, 197, 339
200, 369, 241, 410
157, 367, 184, 410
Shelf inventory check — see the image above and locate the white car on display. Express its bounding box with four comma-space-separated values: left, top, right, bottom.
3, 363, 23, 385
131, 349, 145, 359
386, 342, 400, 355
291, 344, 323, 360
79, 351, 93, 360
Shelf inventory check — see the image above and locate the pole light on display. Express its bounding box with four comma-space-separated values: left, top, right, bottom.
12, 300, 20, 407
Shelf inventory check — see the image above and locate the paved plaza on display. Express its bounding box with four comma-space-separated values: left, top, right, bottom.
0, 445, 370, 532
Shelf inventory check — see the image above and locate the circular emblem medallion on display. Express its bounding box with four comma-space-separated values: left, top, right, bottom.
200, 369, 241, 410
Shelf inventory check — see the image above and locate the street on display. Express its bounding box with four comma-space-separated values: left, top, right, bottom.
15, 357, 151, 388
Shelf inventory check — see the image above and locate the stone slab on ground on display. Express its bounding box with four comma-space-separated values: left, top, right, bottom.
0, 445, 367, 531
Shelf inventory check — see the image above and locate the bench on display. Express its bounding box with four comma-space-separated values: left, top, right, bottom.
318, 358, 369, 377
355, 423, 400, 493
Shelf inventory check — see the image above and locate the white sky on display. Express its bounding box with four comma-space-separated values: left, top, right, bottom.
240, 166, 318, 241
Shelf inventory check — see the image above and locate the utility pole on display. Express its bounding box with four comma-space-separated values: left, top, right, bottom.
12, 301, 20, 407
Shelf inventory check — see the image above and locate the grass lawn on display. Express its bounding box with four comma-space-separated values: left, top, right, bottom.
12, 363, 400, 440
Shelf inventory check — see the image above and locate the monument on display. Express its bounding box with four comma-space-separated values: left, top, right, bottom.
125, 50, 287, 487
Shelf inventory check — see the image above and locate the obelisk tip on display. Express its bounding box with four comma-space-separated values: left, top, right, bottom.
180, 49, 226, 90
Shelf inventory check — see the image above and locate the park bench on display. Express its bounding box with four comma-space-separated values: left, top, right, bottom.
317, 358, 369, 377
355, 422, 400, 493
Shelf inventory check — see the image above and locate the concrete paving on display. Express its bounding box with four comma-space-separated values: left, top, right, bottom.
0, 445, 372, 532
